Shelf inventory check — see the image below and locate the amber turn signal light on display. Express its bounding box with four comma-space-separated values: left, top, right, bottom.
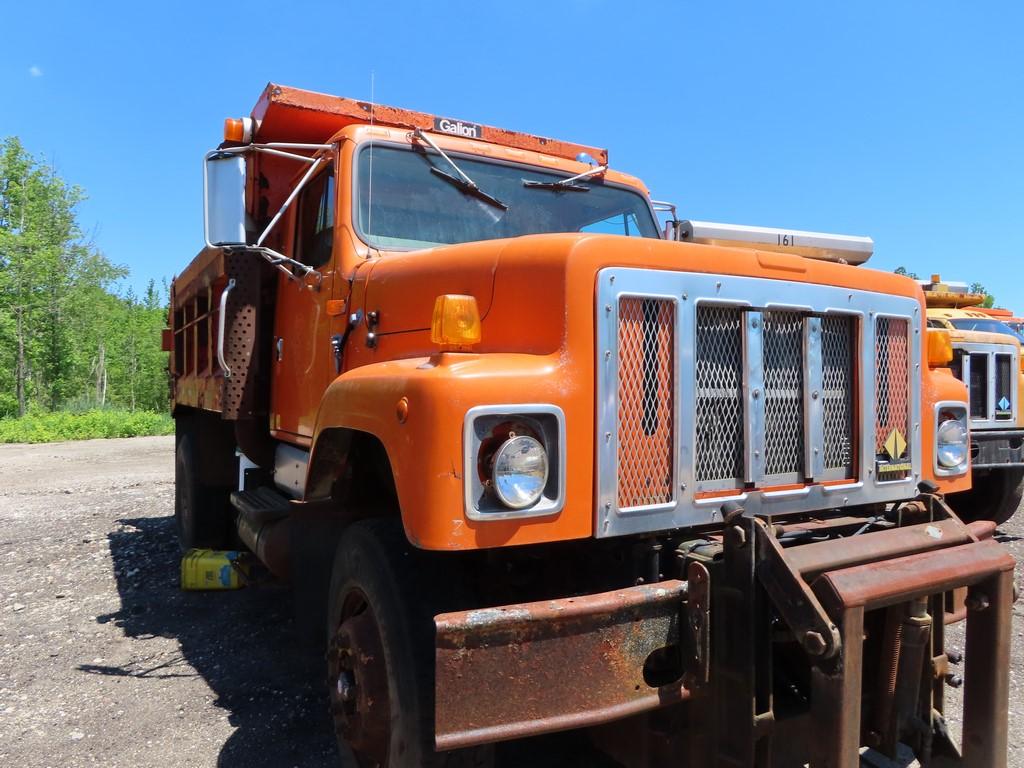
223, 117, 253, 144
927, 328, 953, 366
431, 294, 481, 350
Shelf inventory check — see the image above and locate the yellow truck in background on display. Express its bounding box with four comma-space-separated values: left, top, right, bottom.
924, 275, 1024, 524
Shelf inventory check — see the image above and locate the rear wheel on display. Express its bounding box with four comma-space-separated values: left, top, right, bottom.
946, 467, 1024, 527
174, 415, 232, 551
327, 518, 493, 768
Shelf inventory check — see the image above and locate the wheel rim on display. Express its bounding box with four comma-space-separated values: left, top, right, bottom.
329, 589, 392, 766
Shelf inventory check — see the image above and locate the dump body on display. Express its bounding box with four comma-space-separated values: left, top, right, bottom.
166, 84, 1010, 767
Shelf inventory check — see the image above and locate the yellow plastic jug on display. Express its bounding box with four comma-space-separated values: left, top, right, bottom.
180, 549, 249, 590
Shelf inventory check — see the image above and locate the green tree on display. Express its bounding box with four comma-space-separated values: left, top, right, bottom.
969, 282, 996, 308
894, 265, 920, 280
0, 136, 148, 416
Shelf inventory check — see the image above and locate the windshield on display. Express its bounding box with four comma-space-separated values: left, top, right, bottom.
355, 144, 659, 249
948, 318, 1024, 344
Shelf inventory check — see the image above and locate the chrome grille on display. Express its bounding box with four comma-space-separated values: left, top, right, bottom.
875, 317, 911, 470
951, 343, 1019, 428
694, 306, 744, 485
617, 297, 676, 508
596, 267, 922, 538
763, 312, 805, 478
821, 315, 855, 474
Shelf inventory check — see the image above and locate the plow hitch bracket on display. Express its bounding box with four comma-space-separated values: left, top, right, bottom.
754, 517, 841, 659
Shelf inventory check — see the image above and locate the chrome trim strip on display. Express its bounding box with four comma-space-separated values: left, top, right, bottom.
744, 311, 766, 484
822, 481, 864, 494
596, 268, 922, 538
804, 316, 825, 480
762, 487, 811, 500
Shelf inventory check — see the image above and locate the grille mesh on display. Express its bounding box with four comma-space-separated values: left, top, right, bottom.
617, 297, 675, 508
821, 316, 855, 474
695, 306, 744, 484
996, 354, 1013, 420
763, 312, 805, 477
875, 317, 911, 459
969, 354, 988, 419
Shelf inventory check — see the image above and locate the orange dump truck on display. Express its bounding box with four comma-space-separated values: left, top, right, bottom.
167, 84, 1013, 767
922, 277, 1024, 525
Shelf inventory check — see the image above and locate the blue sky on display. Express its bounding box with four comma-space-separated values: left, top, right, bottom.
2, 1, 1022, 308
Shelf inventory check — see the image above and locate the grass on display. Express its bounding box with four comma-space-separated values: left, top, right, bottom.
0, 409, 174, 444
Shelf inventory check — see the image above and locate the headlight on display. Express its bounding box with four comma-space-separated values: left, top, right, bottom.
492, 435, 549, 509
937, 414, 968, 469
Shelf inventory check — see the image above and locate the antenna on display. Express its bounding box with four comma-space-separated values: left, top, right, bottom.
367, 71, 375, 240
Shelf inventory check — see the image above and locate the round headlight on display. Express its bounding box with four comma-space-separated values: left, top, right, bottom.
492, 435, 548, 509
937, 418, 968, 468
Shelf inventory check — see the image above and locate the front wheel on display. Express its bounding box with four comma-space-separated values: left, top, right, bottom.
946, 467, 1024, 527
326, 518, 493, 768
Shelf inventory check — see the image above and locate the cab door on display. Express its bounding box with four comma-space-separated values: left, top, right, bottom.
270, 165, 341, 442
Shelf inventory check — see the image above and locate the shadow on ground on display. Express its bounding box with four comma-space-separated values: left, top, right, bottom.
91, 515, 337, 767
89, 514, 620, 768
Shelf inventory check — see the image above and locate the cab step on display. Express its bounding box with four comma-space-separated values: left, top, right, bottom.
230, 486, 291, 525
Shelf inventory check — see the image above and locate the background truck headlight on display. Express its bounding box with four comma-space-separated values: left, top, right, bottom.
935, 406, 969, 471
492, 435, 549, 509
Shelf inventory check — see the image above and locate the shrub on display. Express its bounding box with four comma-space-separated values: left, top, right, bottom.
0, 410, 174, 444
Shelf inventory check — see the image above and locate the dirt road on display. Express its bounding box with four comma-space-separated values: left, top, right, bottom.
0, 436, 1021, 767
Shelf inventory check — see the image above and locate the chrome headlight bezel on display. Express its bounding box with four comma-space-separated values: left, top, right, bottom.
463, 404, 565, 521
934, 401, 970, 476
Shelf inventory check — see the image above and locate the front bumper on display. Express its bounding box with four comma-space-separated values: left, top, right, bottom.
434, 579, 691, 750
434, 504, 1014, 766
971, 428, 1024, 469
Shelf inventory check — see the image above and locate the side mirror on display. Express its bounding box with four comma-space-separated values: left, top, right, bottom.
204, 152, 247, 247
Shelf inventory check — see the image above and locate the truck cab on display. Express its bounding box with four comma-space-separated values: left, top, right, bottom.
922, 276, 1024, 524
167, 84, 1013, 768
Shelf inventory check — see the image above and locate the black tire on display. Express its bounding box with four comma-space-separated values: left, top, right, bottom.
326, 518, 493, 768
946, 467, 1024, 527
174, 417, 232, 551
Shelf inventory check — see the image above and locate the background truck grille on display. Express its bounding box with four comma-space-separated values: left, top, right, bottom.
616, 297, 676, 508
694, 306, 745, 484
952, 345, 1018, 426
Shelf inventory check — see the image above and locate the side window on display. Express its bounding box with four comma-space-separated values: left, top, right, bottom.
296, 169, 335, 268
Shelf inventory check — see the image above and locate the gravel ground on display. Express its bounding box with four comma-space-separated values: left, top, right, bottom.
0, 436, 1021, 767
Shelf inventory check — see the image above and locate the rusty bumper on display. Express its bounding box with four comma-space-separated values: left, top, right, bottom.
434, 580, 689, 751
809, 538, 1015, 768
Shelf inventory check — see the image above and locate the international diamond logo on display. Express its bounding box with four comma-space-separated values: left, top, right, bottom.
999, 396, 1011, 411
883, 429, 907, 461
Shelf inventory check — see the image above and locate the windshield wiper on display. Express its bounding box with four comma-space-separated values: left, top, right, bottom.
523, 164, 608, 192
413, 128, 508, 211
